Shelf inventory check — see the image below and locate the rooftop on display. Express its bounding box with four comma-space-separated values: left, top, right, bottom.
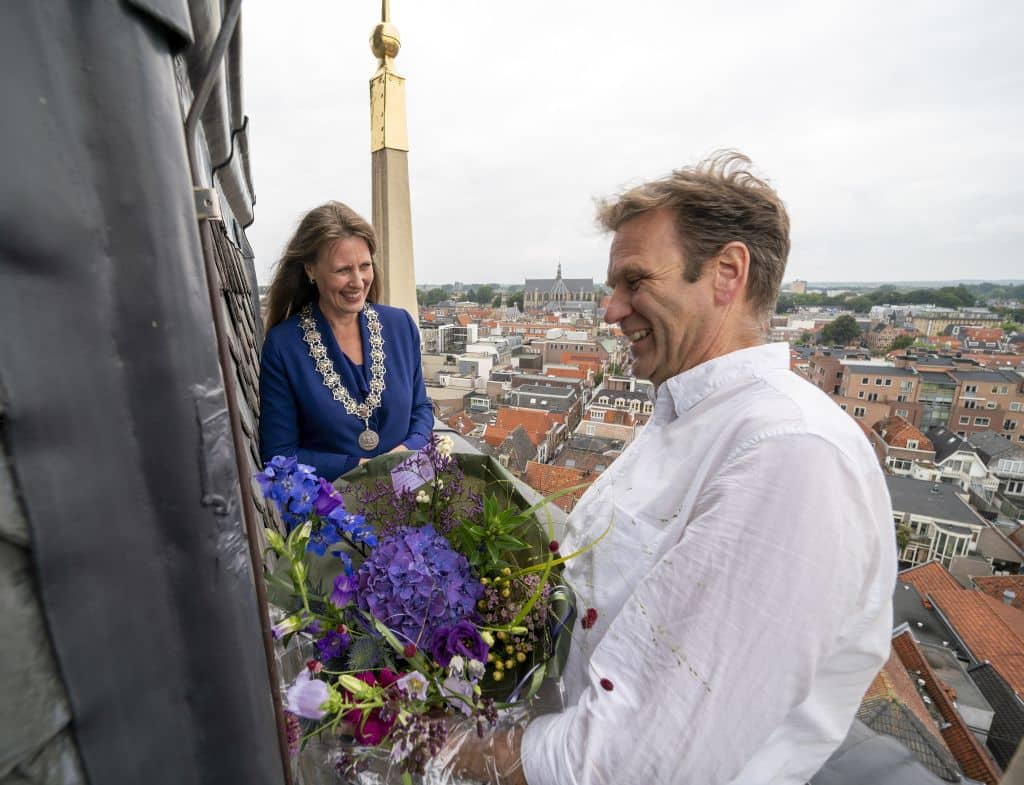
886, 477, 980, 526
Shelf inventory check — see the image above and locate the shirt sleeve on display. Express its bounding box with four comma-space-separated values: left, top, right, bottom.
401, 311, 435, 450
259, 334, 360, 481
522, 433, 892, 785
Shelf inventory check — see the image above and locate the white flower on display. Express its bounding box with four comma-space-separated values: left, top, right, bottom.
447, 655, 465, 675
437, 435, 455, 457
416, 490, 430, 504
466, 659, 486, 681
397, 670, 429, 701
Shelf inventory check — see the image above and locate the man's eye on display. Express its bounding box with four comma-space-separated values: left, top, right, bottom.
627, 278, 641, 291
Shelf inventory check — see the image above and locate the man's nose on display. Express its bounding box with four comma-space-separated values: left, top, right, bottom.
604, 288, 630, 325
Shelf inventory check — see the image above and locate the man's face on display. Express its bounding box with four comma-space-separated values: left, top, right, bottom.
604, 209, 720, 386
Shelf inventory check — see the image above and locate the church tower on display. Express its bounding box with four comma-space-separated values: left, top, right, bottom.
369, 1, 418, 319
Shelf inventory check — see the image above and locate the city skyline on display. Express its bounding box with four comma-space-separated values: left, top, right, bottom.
244, 1, 1023, 286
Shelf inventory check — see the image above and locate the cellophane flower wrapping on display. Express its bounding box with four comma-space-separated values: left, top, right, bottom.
260, 437, 575, 784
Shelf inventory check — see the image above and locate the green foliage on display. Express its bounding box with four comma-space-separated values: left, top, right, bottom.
896, 523, 912, 552
1000, 321, 1022, 333
889, 335, 916, 351
448, 493, 530, 572
422, 287, 448, 306
821, 314, 862, 346
508, 291, 524, 311
798, 331, 814, 345
346, 635, 385, 671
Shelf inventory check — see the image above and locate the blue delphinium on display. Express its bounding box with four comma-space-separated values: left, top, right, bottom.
327, 506, 378, 548
256, 456, 319, 530
357, 526, 483, 647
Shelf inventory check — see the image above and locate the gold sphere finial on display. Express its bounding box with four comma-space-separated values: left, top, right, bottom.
370, 21, 401, 62
370, 0, 400, 64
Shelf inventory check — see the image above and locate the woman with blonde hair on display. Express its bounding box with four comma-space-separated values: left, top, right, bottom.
259, 201, 433, 480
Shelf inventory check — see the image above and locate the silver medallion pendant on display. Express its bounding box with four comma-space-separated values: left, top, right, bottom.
358, 429, 380, 451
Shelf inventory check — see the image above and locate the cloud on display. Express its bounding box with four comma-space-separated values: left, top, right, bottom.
243, 0, 1024, 285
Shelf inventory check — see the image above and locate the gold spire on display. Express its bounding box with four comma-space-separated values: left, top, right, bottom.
370, 0, 401, 73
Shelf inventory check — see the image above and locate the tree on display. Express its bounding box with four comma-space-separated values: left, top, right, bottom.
820, 315, 861, 346
423, 288, 447, 306
798, 331, 814, 345
889, 335, 916, 351
473, 285, 494, 306
896, 523, 911, 552
491, 294, 503, 308
508, 291, 524, 311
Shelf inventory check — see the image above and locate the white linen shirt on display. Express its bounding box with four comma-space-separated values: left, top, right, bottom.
522, 343, 895, 785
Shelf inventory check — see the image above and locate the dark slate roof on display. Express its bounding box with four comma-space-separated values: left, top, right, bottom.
886, 476, 979, 526
524, 277, 594, 293
809, 719, 952, 785
844, 364, 920, 378
968, 662, 1024, 768
856, 698, 962, 782
515, 384, 575, 397
564, 434, 625, 453
968, 431, 1024, 466
497, 426, 539, 475
593, 388, 650, 404
893, 583, 956, 650
950, 369, 1010, 383
924, 427, 978, 464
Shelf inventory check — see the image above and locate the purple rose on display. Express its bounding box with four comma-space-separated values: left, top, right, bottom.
315, 627, 351, 660
314, 476, 344, 517
285, 670, 329, 720
430, 620, 489, 667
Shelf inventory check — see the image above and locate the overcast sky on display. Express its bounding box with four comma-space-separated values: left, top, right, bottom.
243, 1, 1023, 287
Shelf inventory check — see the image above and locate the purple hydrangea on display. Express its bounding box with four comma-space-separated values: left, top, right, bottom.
357, 526, 484, 647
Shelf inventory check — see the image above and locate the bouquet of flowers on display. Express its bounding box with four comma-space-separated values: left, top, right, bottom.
258, 435, 577, 782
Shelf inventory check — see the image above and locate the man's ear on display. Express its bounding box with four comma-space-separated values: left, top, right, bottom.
712, 241, 750, 306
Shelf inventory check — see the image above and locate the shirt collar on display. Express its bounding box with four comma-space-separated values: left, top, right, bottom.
659, 342, 791, 416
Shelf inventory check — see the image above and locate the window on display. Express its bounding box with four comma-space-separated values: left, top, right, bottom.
862, 377, 869, 384
875, 378, 883, 386
901, 381, 914, 392
1011, 402, 1021, 412
839, 404, 848, 411
642, 401, 653, 414
896, 409, 909, 418
897, 394, 910, 402
959, 416, 970, 425
974, 417, 990, 426
1005, 420, 1018, 431
907, 439, 919, 449
986, 401, 997, 409
965, 384, 977, 394
867, 393, 879, 401
964, 400, 977, 409
854, 407, 866, 417
999, 385, 1009, 395
888, 458, 912, 471
884, 379, 893, 386
590, 409, 605, 422
1007, 480, 1024, 496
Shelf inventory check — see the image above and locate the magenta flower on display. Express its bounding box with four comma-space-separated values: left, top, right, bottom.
341, 670, 402, 745
285, 669, 329, 720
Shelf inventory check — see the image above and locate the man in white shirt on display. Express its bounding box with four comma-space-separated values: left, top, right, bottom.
451, 151, 895, 784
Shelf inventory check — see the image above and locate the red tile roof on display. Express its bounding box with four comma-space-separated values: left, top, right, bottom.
874, 416, 934, 451
973, 575, 1024, 611
523, 461, 595, 512
445, 412, 477, 437
891, 631, 1002, 784
899, 561, 963, 605
483, 407, 558, 447
929, 588, 1024, 698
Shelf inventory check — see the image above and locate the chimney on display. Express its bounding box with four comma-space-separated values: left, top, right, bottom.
1005, 590, 1017, 606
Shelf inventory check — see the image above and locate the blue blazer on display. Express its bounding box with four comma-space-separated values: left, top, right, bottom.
259, 301, 434, 480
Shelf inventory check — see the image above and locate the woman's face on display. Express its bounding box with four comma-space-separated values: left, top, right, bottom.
308, 236, 374, 320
